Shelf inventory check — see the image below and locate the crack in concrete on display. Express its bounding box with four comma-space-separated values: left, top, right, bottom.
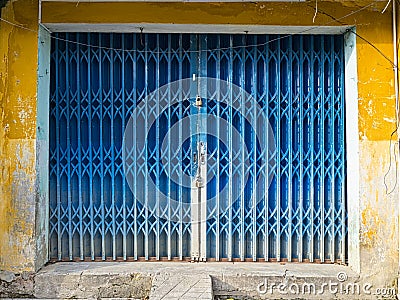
179, 277, 202, 298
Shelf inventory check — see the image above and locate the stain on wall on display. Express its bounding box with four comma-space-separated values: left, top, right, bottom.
359, 141, 398, 287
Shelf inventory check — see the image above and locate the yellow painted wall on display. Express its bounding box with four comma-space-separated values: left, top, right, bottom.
0, 0, 39, 272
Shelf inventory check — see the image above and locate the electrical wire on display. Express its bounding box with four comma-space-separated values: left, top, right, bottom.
383, 0, 400, 195
302, 0, 399, 195
346, 28, 396, 68
0, 0, 383, 54
382, 0, 392, 13
0, 16, 36, 32
384, 133, 399, 194
313, 0, 318, 23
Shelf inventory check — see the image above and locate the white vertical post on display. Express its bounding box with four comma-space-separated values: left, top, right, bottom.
344, 29, 360, 273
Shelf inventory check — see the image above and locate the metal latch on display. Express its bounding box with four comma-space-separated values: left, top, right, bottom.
194, 141, 206, 188
198, 142, 206, 165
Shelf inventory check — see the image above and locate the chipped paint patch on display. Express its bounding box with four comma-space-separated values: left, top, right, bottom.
359, 140, 398, 288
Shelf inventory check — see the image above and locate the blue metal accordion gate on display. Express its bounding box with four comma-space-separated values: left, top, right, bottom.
49, 32, 347, 263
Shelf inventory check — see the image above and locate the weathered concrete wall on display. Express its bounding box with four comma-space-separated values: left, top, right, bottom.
0, 0, 39, 272
359, 141, 399, 289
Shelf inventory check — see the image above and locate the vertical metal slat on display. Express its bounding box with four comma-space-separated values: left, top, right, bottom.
339, 37, 346, 263
329, 36, 336, 262
99, 34, 106, 260
263, 36, 269, 261
144, 33, 149, 260
121, 34, 127, 260
77, 33, 84, 260
155, 33, 161, 261
110, 34, 117, 260
319, 36, 325, 262
276, 36, 281, 262
298, 35, 304, 262
288, 36, 293, 262
55, 37, 62, 261
215, 35, 221, 261
228, 35, 233, 261
66, 33, 73, 260
178, 34, 184, 260
309, 35, 315, 262
133, 35, 138, 261
240, 35, 246, 261
87, 33, 94, 260
251, 35, 258, 261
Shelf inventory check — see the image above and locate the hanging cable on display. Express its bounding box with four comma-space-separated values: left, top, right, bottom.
140, 27, 144, 47
0, 0, 384, 54
346, 29, 396, 68
382, 0, 392, 14
0, 16, 36, 32
312, 0, 318, 23
304, 0, 399, 194
384, 0, 400, 195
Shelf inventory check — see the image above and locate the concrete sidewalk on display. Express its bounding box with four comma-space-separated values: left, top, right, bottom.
150, 272, 212, 300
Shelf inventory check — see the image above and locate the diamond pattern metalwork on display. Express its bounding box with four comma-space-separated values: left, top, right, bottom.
50, 33, 346, 263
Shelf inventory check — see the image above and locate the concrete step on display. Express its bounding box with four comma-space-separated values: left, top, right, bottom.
29, 262, 362, 300
34, 262, 152, 299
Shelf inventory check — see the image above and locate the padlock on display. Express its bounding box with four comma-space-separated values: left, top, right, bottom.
195, 176, 204, 188
195, 95, 202, 107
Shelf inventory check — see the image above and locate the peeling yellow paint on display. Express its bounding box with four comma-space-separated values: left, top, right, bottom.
0, 0, 38, 272
361, 202, 381, 246
358, 140, 399, 287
